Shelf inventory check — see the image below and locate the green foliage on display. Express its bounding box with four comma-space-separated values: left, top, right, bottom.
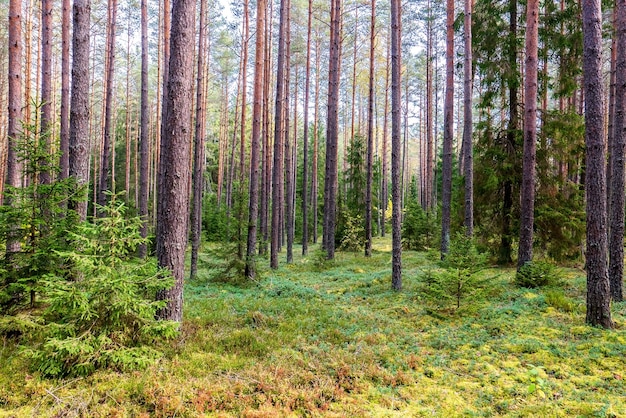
17, 199, 177, 377
545, 289, 575, 312
311, 248, 336, 271
402, 199, 438, 251
0, 121, 81, 312
338, 214, 365, 252
1, 237, 626, 416
345, 134, 366, 213
202, 193, 230, 242
420, 233, 490, 313
526, 365, 549, 399
535, 111, 585, 262
205, 241, 250, 285
515, 261, 562, 288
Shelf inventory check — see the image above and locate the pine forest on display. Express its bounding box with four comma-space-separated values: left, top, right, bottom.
0, 0, 626, 415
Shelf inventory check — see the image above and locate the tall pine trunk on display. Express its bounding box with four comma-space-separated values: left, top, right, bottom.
138, 0, 149, 257
190, 0, 208, 279
441, 0, 454, 257
609, 0, 626, 301
425, 0, 434, 211
98, 0, 118, 209
391, 0, 402, 289
462, 0, 473, 235
582, 0, 613, 328
156, 0, 195, 322
381, 38, 390, 236
259, 1, 272, 255
39, 0, 53, 185
323, 0, 342, 260
68, 0, 91, 221
284, 1, 294, 264
271, 0, 289, 269
312, 36, 321, 244
365, 0, 376, 256
59, 0, 71, 180
237, 0, 250, 259
517, 0, 539, 268
500, 0, 518, 264
246, 0, 266, 279
301, 0, 312, 256
5, 0, 22, 254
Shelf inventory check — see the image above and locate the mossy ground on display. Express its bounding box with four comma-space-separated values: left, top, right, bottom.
1, 236, 625, 417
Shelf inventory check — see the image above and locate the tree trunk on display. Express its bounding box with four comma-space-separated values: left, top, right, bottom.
607, 13, 616, 214
226, 60, 242, 215
156, 0, 195, 323
500, 0, 518, 264
301, 0, 312, 256
391, 0, 402, 290
68, 0, 91, 221
98, 0, 118, 209
237, 0, 250, 260
125, 7, 132, 201
381, 37, 390, 236
582, 0, 613, 328
24, 0, 32, 129
59, 0, 71, 180
39, 0, 53, 185
5, 0, 22, 255
462, 0, 473, 236
609, 0, 626, 301
426, 0, 434, 212
284, 20, 294, 263
365, 0, 376, 257
138, 0, 149, 257
312, 36, 321, 244
271, 0, 289, 269
245, 0, 266, 279
190, 0, 208, 279
517, 0, 539, 269
323, 0, 342, 260
260, 1, 272, 255
441, 0, 454, 257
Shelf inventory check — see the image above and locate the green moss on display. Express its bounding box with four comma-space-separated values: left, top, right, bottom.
0, 238, 625, 416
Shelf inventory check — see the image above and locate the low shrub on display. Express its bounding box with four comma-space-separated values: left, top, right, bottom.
515, 261, 561, 288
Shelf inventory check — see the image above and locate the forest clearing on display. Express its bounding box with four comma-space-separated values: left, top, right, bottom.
1, 237, 625, 417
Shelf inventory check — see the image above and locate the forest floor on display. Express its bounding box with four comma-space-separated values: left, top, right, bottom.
1, 236, 626, 417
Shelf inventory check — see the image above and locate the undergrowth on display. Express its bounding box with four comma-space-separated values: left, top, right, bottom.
0, 236, 624, 417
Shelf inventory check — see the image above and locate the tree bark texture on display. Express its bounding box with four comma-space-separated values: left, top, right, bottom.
582, 0, 613, 328
98, 0, 118, 209
518, 0, 539, 268
39, 0, 53, 185
237, 0, 250, 260
156, 0, 195, 322
69, 0, 91, 221
462, 0, 473, 235
138, 0, 149, 257
323, 0, 341, 260
441, 0, 454, 257
301, 0, 312, 256
5, 0, 22, 255
365, 0, 376, 257
59, 0, 71, 180
391, 0, 402, 290
271, 0, 288, 269
284, 1, 294, 264
609, 0, 626, 301
191, 0, 208, 279
246, 0, 266, 279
